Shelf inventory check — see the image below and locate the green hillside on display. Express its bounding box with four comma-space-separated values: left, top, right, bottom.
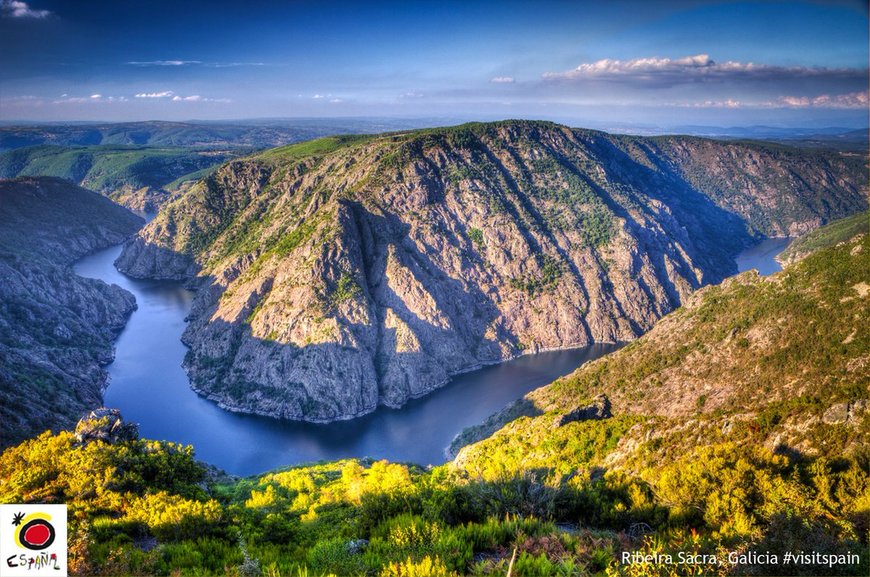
0, 119, 433, 151
0, 145, 237, 210
778, 210, 869, 265
2, 232, 866, 576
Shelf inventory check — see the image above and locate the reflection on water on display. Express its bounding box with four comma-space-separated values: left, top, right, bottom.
74, 245, 618, 475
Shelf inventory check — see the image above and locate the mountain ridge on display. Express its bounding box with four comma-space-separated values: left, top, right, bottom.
116, 120, 868, 423
0, 177, 143, 447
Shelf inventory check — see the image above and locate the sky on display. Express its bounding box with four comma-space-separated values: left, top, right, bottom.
1, 0, 868, 128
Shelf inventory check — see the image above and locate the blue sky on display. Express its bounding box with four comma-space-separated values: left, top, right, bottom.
1, 0, 867, 127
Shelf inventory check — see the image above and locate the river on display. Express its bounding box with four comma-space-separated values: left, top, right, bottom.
74, 246, 617, 475
73, 238, 788, 476
735, 237, 791, 275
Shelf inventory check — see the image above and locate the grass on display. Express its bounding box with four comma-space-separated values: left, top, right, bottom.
259, 135, 373, 162
778, 210, 868, 263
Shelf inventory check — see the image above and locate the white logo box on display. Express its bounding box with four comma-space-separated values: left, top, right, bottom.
0, 504, 67, 577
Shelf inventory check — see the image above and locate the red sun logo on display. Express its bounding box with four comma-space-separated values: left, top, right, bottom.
12, 513, 56, 551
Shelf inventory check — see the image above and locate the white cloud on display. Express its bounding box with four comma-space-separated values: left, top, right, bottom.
774, 90, 868, 109
135, 91, 174, 98
169, 94, 231, 103
548, 54, 719, 78
685, 98, 743, 108
127, 60, 202, 66
312, 94, 325, 99
126, 60, 271, 68
133, 90, 230, 103
50, 92, 227, 104
53, 94, 128, 104
490, 76, 515, 84
670, 90, 869, 110
1, 0, 51, 18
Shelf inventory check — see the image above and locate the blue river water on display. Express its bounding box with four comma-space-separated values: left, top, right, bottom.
735, 237, 791, 276
74, 245, 617, 475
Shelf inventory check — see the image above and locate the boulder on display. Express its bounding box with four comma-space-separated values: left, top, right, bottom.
74, 408, 139, 444
552, 394, 611, 428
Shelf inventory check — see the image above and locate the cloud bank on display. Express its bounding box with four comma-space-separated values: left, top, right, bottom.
543, 54, 866, 88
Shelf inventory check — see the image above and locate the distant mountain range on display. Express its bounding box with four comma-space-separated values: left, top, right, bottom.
3, 119, 865, 150
0, 118, 447, 151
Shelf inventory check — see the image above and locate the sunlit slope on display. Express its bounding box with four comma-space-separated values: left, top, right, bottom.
454, 234, 868, 472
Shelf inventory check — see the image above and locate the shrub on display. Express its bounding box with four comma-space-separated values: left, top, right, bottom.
378, 555, 458, 577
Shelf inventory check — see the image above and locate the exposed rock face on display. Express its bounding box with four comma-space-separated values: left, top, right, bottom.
822, 400, 867, 425
115, 238, 197, 280
0, 177, 142, 447
74, 408, 139, 445
552, 394, 611, 428
108, 185, 170, 214
117, 121, 868, 423
447, 393, 613, 459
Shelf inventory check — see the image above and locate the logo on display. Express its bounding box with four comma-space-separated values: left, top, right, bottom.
0, 505, 66, 577
12, 513, 55, 551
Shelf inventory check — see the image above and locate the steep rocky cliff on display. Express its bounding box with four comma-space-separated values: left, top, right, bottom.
0, 177, 142, 447
117, 121, 868, 422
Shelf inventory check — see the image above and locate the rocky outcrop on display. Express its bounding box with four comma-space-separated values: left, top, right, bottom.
115, 236, 198, 280
74, 408, 139, 445
821, 400, 868, 425
0, 177, 142, 447
551, 394, 611, 428
117, 121, 868, 424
